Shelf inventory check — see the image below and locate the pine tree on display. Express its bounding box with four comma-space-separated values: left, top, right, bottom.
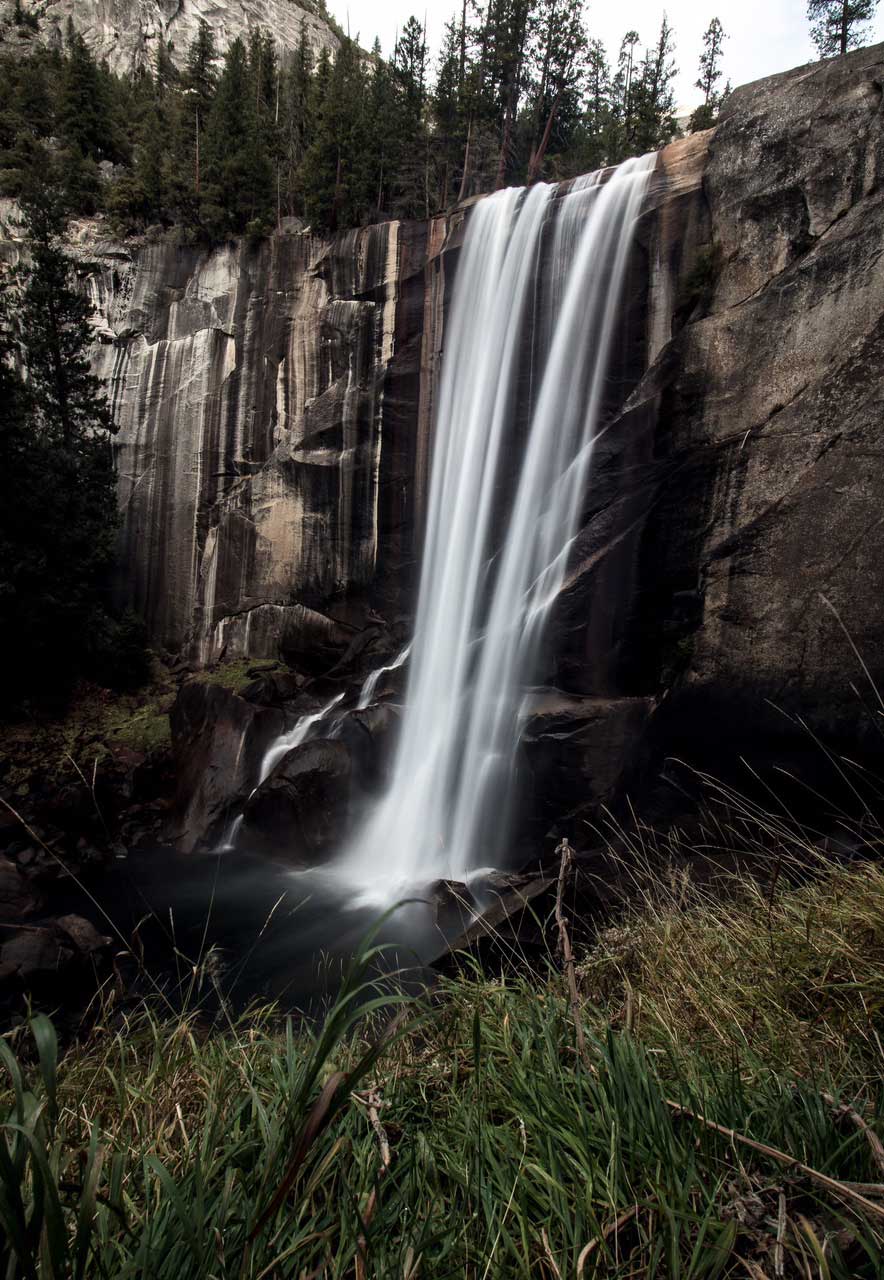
155, 40, 179, 98
434, 19, 465, 207
632, 16, 678, 154
526, 0, 588, 183
57, 31, 110, 162
689, 17, 726, 131
367, 36, 401, 215
394, 16, 430, 216
202, 37, 274, 236
0, 176, 131, 701
300, 39, 369, 229
280, 24, 314, 217
807, 0, 879, 55
569, 39, 612, 174
610, 30, 640, 161
181, 19, 218, 196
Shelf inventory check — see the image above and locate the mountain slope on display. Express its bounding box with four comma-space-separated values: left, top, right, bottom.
2, 0, 340, 74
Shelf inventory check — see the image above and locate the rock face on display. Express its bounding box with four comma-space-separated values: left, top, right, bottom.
169, 680, 284, 850
77, 217, 443, 664
4, 0, 339, 74
614, 45, 884, 773
242, 738, 351, 862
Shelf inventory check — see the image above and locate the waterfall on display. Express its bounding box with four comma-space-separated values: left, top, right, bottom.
337, 155, 655, 906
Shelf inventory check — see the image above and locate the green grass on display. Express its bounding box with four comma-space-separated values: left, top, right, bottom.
0, 663, 175, 799
193, 659, 283, 697
2, 832, 884, 1278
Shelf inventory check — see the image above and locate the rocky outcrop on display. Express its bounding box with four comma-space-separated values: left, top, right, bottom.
169, 679, 283, 850
2, 0, 339, 74
618, 45, 884, 772
242, 738, 351, 862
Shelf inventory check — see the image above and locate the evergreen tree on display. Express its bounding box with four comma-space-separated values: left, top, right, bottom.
807, 0, 879, 55
632, 16, 678, 153
180, 19, 218, 197
525, 0, 588, 183
203, 37, 274, 236
280, 24, 314, 217
689, 17, 726, 131
155, 40, 179, 99
434, 19, 466, 208
610, 30, 640, 161
367, 36, 401, 215
569, 39, 613, 174
57, 31, 114, 162
394, 16, 430, 216
0, 177, 136, 702
300, 39, 369, 229
249, 28, 282, 224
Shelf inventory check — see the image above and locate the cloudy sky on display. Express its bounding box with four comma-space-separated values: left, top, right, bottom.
329, 0, 884, 108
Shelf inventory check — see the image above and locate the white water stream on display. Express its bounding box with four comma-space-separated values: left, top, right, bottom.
257, 691, 346, 786
357, 644, 412, 710
335, 156, 655, 905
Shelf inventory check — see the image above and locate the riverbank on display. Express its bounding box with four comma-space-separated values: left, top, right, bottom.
2, 843, 883, 1278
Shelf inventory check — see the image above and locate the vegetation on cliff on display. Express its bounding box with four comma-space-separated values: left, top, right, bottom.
0, 5, 720, 238
2, 828, 884, 1277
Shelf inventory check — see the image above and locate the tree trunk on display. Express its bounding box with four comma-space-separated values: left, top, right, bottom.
527, 86, 563, 185
841, 0, 849, 53
457, 117, 473, 202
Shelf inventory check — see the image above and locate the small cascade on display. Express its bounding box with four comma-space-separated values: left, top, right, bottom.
357, 645, 412, 710
218, 813, 244, 853
338, 155, 655, 906
257, 692, 346, 786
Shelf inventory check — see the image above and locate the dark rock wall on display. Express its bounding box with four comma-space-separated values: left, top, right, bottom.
635, 46, 884, 779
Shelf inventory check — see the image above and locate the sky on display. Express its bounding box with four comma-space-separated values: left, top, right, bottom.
329, 0, 884, 109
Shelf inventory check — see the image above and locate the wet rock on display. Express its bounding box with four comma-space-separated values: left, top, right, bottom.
521, 693, 655, 830
242, 739, 352, 864
0, 857, 43, 919
1, 928, 71, 980
241, 668, 306, 706
169, 681, 284, 852
55, 915, 112, 955
332, 702, 401, 790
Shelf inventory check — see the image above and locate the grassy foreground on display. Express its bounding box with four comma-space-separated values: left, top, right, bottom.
2, 841, 884, 1277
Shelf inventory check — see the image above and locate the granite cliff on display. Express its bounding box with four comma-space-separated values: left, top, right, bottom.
0, 0, 339, 73
5, 42, 884, 850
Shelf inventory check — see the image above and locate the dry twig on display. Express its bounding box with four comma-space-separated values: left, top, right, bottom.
354, 1089, 393, 1280
822, 1089, 884, 1178
667, 1101, 884, 1224
576, 1202, 643, 1276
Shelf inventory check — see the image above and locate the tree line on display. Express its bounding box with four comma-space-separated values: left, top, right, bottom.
1, 5, 734, 238
0, 185, 148, 707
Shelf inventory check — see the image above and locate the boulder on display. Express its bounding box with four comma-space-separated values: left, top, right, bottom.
242, 739, 351, 864
55, 915, 112, 955
0, 857, 43, 919
332, 701, 401, 790
1, 928, 71, 980
520, 693, 655, 833
169, 681, 284, 852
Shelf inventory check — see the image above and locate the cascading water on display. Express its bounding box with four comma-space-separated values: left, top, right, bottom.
337, 154, 655, 906
257, 691, 346, 786
357, 645, 412, 710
